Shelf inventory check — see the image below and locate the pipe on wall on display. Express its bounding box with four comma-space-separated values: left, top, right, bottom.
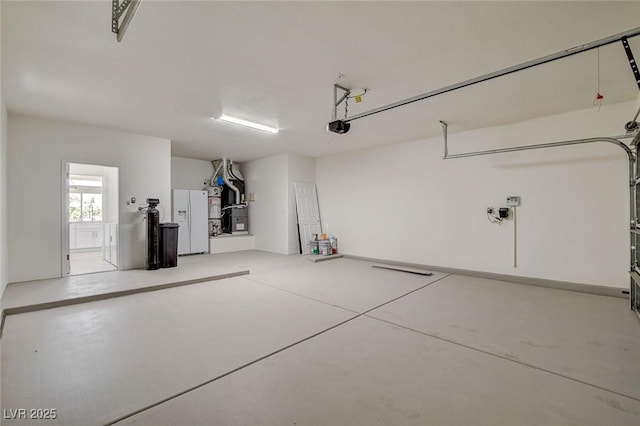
222, 158, 241, 205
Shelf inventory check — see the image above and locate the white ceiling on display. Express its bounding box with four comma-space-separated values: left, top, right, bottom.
3, 1, 640, 162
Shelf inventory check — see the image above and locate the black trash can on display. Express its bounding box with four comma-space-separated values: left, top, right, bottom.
159, 223, 180, 268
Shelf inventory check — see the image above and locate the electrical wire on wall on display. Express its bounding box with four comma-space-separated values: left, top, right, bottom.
486, 208, 504, 224
487, 206, 517, 267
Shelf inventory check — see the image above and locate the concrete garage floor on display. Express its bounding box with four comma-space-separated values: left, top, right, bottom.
1, 251, 639, 425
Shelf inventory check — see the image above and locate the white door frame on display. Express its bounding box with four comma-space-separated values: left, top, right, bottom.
61, 161, 71, 277
62, 161, 120, 277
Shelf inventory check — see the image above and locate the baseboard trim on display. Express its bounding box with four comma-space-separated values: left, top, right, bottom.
343, 254, 628, 299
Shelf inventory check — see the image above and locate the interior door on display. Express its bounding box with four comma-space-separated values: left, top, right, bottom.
294, 182, 322, 255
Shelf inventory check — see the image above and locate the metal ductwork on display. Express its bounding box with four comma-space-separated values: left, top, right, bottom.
217, 158, 248, 235
210, 160, 223, 187
222, 157, 241, 206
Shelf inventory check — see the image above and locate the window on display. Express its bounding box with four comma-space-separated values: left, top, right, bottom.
69, 174, 103, 222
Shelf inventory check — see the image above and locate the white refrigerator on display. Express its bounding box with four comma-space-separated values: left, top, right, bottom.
172, 189, 209, 255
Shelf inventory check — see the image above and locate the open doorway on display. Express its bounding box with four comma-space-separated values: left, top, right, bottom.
64, 163, 119, 276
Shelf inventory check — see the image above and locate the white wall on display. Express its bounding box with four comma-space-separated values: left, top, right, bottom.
0, 3, 6, 301
243, 152, 316, 255
0, 104, 7, 297
317, 101, 636, 288
243, 153, 289, 254
171, 156, 214, 190
8, 114, 171, 282
1, 7, 5, 409
288, 153, 316, 254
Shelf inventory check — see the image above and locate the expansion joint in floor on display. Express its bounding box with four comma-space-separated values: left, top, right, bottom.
108, 274, 453, 424
365, 315, 640, 404
241, 276, 360, 314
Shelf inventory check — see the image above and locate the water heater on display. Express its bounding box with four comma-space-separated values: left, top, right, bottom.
208, 186, 222, 236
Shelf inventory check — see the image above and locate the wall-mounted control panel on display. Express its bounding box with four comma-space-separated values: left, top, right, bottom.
506, 196, 521, 207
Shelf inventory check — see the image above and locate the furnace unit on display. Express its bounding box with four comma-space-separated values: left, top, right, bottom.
222, 176, 248, 235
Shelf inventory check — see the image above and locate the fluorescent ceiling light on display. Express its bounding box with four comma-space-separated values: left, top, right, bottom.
217, 114, 279, 134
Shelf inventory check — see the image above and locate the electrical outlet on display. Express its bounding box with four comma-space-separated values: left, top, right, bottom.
506, 196, 521, 207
